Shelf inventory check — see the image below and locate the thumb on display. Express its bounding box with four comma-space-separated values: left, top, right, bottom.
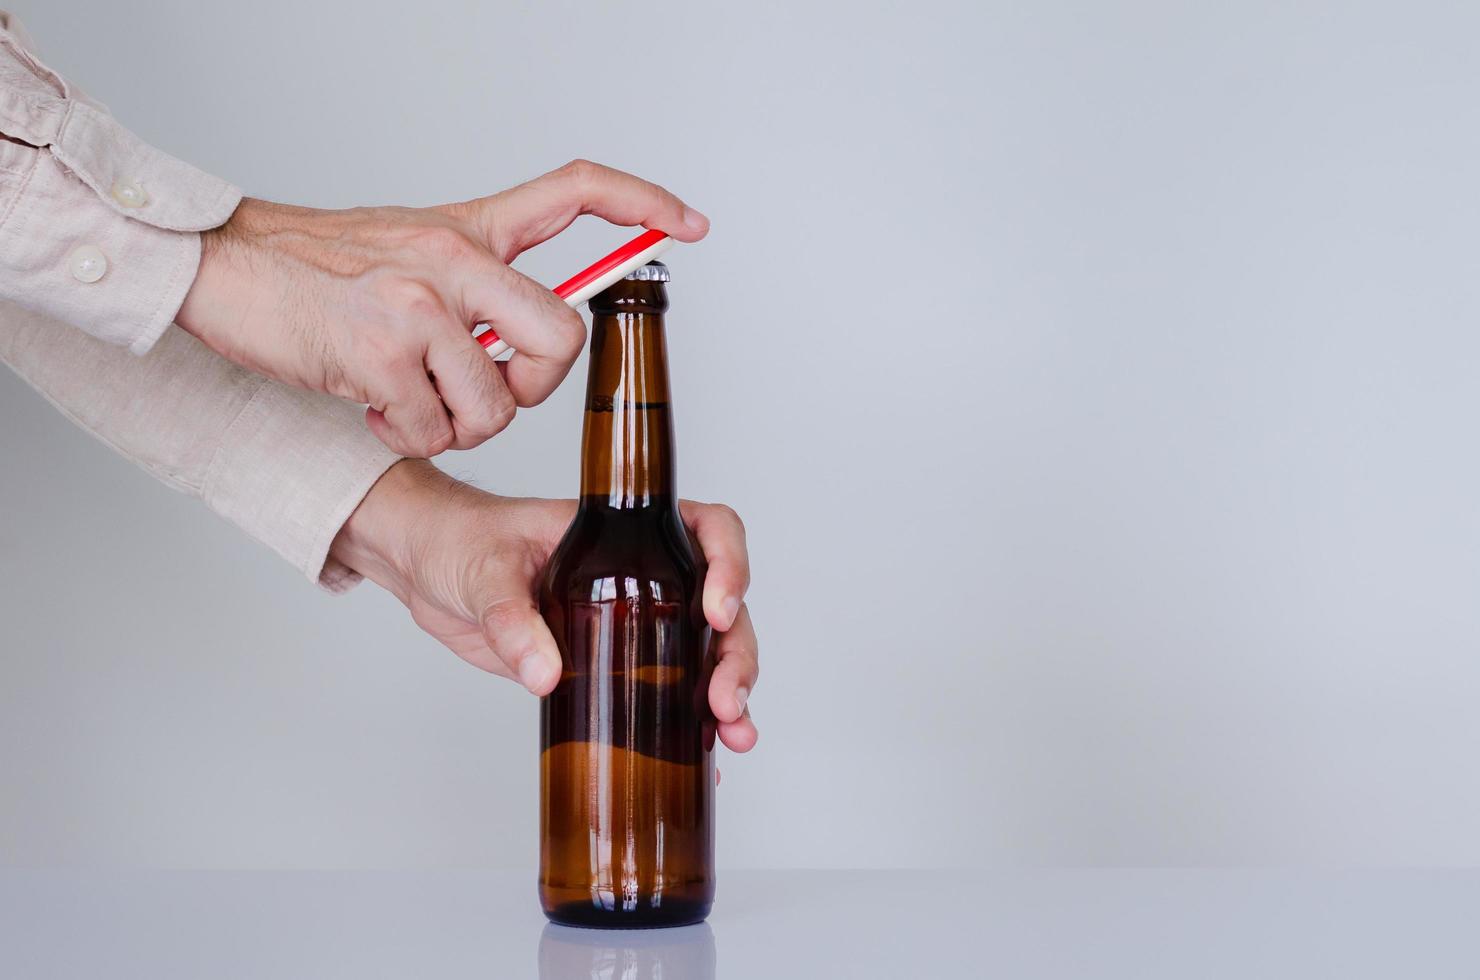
480, 593, 562, 696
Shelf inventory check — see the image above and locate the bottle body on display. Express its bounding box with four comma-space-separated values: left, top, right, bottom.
538, 268, 715, 928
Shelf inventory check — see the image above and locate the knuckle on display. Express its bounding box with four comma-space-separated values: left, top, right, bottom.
414, 429, 454, 458
485, 397, 517, 436
464, 400, 515, 441
555, 306, 587, 359
502, 273, 586, 362
373, 355, 426, 392
437, 340, 492, 391
725, 639, 758, 666
379, 277, 446, 321
359, 326, 419, 376
482, 598, 534, 644
406, 405, 454, 457
559, 158, 599, 185
415, 223, 478, 262
428, 426, 455, 455
452, 347, 518, 438
712, 502, 746, 536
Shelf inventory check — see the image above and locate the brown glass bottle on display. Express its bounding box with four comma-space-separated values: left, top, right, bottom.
538, 262, 715, 928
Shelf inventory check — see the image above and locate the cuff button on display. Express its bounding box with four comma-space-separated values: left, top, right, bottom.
111, 179, 149, 209
68, 245, 108, 283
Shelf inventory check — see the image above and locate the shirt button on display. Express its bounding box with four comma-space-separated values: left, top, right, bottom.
68, 245, 108, 283
110, 178, 148, 209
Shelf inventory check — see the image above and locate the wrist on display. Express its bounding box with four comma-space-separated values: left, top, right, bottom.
330, 458, 444, 598
176, 203, 250, 352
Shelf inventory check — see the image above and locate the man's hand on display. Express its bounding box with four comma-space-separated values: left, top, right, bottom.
329, 460, 759, 754
176, 161, 710, 458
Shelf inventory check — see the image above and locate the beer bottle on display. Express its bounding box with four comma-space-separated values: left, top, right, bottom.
538, 261, 716, 928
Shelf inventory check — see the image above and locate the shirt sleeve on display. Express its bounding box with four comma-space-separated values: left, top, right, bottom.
2, 309, 403, 592
0, 13, 241, 354
0, 13, 399, 591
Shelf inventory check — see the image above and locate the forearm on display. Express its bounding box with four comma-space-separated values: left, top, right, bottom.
1, 305, 400, 589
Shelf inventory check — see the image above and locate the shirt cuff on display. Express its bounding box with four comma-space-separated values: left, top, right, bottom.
0, 50, 241, 354
200, 381, 402, 593
0, 143, 238, 354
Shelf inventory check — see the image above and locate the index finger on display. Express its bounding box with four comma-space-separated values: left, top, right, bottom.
461, 257, 587, 407
681, 501, 750, 632
471, 159, 710, 262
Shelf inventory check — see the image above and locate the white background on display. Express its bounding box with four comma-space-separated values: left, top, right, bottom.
4, 0, 1480, 869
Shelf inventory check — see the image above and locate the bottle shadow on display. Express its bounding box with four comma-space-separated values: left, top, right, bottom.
537, 921, 716, 979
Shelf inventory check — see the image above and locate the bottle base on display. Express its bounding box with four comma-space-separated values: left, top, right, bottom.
543, 897, 712, 930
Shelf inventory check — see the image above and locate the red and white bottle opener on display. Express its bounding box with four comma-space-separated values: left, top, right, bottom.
475, 229, 676, 358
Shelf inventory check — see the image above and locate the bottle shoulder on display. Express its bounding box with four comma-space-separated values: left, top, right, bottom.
543, 507, 704, 600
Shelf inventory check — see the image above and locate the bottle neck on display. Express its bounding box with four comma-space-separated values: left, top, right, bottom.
579, 281, 676, 514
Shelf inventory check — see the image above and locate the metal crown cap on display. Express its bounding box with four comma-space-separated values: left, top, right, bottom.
624, 260, 670, 282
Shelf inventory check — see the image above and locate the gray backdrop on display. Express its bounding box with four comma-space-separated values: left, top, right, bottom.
4, 0, 1480, 869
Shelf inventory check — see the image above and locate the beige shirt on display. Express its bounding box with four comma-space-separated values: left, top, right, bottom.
0, 14, 400, 591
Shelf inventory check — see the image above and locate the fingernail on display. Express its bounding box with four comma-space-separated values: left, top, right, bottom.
682, 207, 708, 233
734, 686, 749, 716
519, 655, 554, 694
721, 596, 741, 630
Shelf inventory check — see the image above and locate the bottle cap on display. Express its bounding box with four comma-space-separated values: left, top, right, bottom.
475, 229, 676, 358
624, 260, 670, 282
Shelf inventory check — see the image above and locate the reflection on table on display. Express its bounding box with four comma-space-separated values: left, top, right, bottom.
538, 921, 716, 980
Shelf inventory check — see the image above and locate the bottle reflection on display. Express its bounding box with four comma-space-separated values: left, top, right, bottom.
538, 922, 716, 980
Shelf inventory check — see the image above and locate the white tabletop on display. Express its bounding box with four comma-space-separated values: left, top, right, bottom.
2, 869, 1477, 978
